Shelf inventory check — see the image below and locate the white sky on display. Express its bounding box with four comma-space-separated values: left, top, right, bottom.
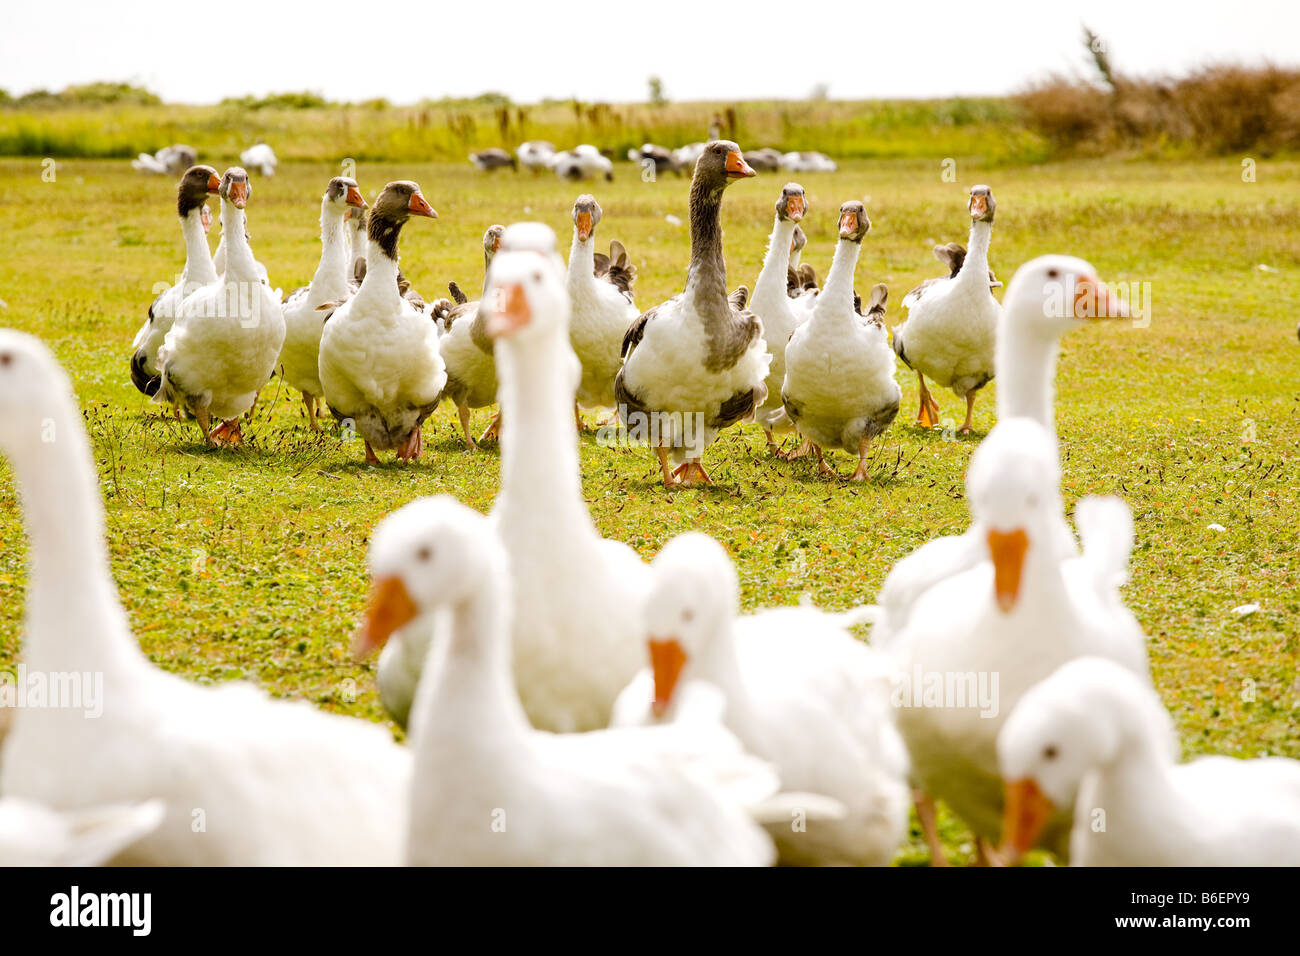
2, 0, 1295, 104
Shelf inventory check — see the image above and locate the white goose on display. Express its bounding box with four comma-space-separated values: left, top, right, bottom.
358, 496, 802, 866
318, 180, 446, 464
614, 142, 770, 487
0, 798, 164, 866
881, 417, 1149, 863
516, 140, 556, 174
781, 201, 901, 480
610, 533, 910, 866
893, 185, 1000, 433
0, 330, 409, 865
363, 225, 650, 734
155, 167, 285, 446
129, 164, 220, 396
747, 183, 808, 454
565, 195, 639, 421
551, 144, 613, 182
437, 225, 505, 450
240, 141, 277, 177
279, 176, 368, 429
998, 657, 1300, 865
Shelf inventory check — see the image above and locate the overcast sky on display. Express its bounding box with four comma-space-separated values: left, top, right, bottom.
3, 1, 1295, 104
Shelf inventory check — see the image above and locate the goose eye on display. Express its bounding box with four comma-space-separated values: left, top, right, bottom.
0, 353, 10, 367
416, 546, 433, 562
1043, 744, 1058, 760
532, 272, 542, 281
1047, 269, 1060, 279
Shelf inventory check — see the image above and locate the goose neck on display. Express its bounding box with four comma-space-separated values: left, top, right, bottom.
959, 220, 992, 280
995, 318, 1058, 434
816, 238, 861, 317
751, 217, 797, 304
684, 180, 728, 323
356, 214, 404, 306
217, 199, 257, 282
567, 231, 595, 289
310, 201, 351, 299
179, 207, 217, 286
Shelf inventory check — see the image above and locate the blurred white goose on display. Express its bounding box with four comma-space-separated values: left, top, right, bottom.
363, 225, 649, 733
780, 150, 837, 173
747, 183, 808, 454
0, 330, 409, 865
129, 164, 220, 396
611, 533, 910, 866
131, 144, 196, 176
240, 141, 277, 176
781, 201, 900, 480
318, 180, 445, 464
358, 495, 816, 866
999, 657, 1300, 865
551, 144, 613, 182
0, 798, 164, 866
615, 142, 769, 487
565, 195, 639, 420
893, 185, 1000, 433
279, 176, 368, 429
156, 167, 285, 446
437, 224, 505, 450
882, 417, 1150, 863
516, 140, 556, 174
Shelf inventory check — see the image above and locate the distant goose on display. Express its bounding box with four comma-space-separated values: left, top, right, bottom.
131, 144, 197, 176
551, 145, 613, 182
780, 151, 837, 173
240, 142, 277, 177
742, 147, 783, 173
673, 142, 707, 169
469, 148, 517, 172
627, 143, 683, 176
516, 140, 556, 174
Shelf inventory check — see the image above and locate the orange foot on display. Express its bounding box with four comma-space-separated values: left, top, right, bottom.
395, 428, 423, 462
209, 419, 244, 446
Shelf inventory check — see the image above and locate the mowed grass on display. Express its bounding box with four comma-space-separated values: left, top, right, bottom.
1, 156, 1298, 864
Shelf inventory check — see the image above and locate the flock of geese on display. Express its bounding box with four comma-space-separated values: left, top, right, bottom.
1, 140, 1298, 866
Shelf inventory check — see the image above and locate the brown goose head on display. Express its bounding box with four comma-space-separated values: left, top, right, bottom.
220, 167, 250, 209
372, 181, 437, 224
790, 224, 807, 257
326, 176, 367, 211
693, 140, 755, 189
837, 200, 871, 243
969, 185, 996, 223
178, 165, 221, 219
776, 182, 806, 223
571, 195, 602, 241
483, 224, 505, 257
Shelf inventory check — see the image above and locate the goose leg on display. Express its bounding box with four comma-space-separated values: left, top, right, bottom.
363, 440, 381, 466
959, 391, 977, 435
913, 789, 951, 867
477, 411, 502, 445
395, 427, 423, 462
303, 392, 319, 432
210, 419, 244, 446
574, 402, 585, 434
683, 460, 713, 486
655, 446, 681, 487
457, 405, 479, 450
814, 444, 836, 478
916, 374, 939, 428
195, 407, 215, 447
850, 438, 871, 481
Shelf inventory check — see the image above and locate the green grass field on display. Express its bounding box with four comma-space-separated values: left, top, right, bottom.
1, 155, 1298, 864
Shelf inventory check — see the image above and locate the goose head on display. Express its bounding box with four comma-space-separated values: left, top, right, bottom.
354, 496, 501, 658
837, 200, 870, 243
642, 533, 740, 716
790, 224, 807, 258
372, 180, 437, 223
996, 657, 1170, 859
965, 418, 1062, 614
0, 331, 71, 460
571, 195, 602, 242
177, 164, 220, 220
483, 224, 505, 260
325, 176, 367, 211
694, 140, 756, 188
483, 229, 569, 342
219, 167, 250, 209
776, 183, 806, 223
968, 185, 996, 223
1002, 255, 1130, 344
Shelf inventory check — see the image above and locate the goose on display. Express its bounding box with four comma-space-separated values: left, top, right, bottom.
155, 167, 285, 446
318, 180, 445, 464
239, 141, 277, 176
357, 495, 802, 866
610, 533, 911, 866
565, 195, 639, 422
742, 147, 783, 173
673, 142, 707, 168
364, 225, 650, 734
437, 224, 506, 449
626, 143, 683, 176
614, 141, 770, 487
0, 798, 165, 866
892, 185, 1000, 433
909, 241, 1003, 299
130, 144, 196, 176
747, 183, 809, 454
780, 151, 837, 173
782, 201, 901, 480
999, 657, 1300, 865
129, 164, 220, 396
880, 417, 1149, 864
348, 209, 429, 315
516, 140, 556, 174
279, 176, 368, 429
469, 147, 517, 172
552, 145, 614, 182
0, 331, 410, 864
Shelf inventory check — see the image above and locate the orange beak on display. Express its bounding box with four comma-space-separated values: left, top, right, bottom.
970, 194, 988, 218
838, 210, 858, 237
490, 234, 502, 253
785, 195, 805, 221
485, 282, 531, 338
575, 211, 593, 242
725, 151, 756, 179
1073, 275, 1129, 320
206, 172, 222, 193
1000, 777, 1054, 861
353, 575, 419, 659
987, 528, 1029, 613
649, 638, 688, 717
345, 186, 368, 209
407, 191, 437, 218
227, 180, 248, 209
